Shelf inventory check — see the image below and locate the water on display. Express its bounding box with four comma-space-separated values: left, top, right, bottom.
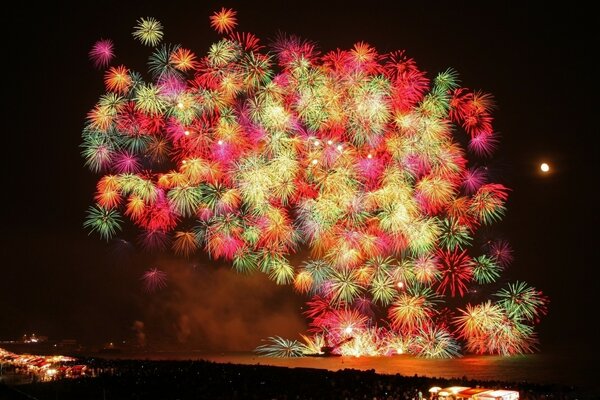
101, 348, 599, 396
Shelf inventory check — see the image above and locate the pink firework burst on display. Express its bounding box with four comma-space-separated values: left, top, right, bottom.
487, 239, 514, 268
469, 130, 499, 157
461, 167, 488, 194
138, 229, 171, 253
113, 151, 142, 174
89, 39, 115, 69
141, 268, 168, 292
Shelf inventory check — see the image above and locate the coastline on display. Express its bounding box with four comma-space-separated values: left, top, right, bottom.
3, 344, 598, 398
2, 356, 597, 400
91, 349, 598, 388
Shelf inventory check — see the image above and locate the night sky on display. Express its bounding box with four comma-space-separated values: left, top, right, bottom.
1, 1, 598, 356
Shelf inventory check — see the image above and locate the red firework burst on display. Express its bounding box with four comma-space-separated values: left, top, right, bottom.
436, 249, 474, 297
141, 268, 168, 292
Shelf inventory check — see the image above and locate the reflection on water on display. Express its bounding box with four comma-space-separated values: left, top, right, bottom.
102, 350, 598, 394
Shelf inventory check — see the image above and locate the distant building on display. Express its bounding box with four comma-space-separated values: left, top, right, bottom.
22, 333, 48, 343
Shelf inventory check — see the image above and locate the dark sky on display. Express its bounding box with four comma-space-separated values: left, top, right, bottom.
1, 1, 598, 355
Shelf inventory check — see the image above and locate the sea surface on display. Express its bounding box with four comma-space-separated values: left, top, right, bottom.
99, 347, 599, 396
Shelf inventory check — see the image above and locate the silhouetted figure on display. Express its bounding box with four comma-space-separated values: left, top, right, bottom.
320, 336, 354, 356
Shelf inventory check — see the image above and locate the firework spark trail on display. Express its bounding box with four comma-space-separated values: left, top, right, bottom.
141, 268, 168, 292
82, 8, 548, 357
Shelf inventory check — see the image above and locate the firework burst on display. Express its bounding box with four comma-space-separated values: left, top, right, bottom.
412, 326, 461, 358
132, 17, 164, 47
89, 39, 114, 69
210, 7, 238, 34
487, 239, 514, 267
141, 267, 168, 292
436, 249, 474, 297
83, 205, 122, 241
494, 281, 549, 323
254, 336, 306, 357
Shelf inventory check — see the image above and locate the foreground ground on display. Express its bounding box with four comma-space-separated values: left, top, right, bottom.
1, 358, 597, 400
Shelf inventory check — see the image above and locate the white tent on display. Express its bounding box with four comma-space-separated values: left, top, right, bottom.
428, 387, 519, 400
473, 389, 519, 400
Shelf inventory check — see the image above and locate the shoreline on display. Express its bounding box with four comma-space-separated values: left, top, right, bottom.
2, 356, 597, 400
3, 345, 598, 399
85, 349, 598, 387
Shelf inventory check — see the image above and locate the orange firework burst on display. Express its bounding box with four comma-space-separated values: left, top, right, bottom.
104, 65, 131, 94
350, 41, 379, 72
210, 7, 238, 34
170, 48, 198, 71
87, 105, 114, 131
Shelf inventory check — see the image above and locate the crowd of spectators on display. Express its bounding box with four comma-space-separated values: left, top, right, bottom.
1, 357, 596, 400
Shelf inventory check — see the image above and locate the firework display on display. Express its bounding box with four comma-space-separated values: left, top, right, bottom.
82, 8, 548, 357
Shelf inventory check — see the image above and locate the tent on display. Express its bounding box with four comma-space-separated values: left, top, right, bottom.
473, 390, 519, 400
